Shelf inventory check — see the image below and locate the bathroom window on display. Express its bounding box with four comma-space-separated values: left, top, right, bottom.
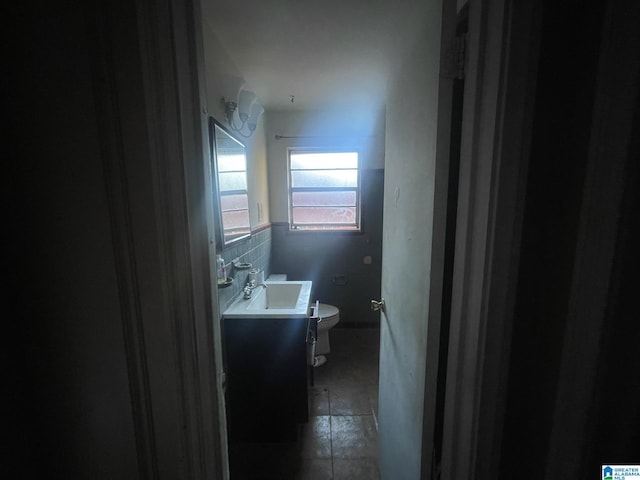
288, 149, 361, 231
217, 145, 251, 241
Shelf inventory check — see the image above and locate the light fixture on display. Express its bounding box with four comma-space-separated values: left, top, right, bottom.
221, 89, 264, 138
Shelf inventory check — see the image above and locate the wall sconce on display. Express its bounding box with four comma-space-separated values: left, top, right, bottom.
221, 89, 264, 138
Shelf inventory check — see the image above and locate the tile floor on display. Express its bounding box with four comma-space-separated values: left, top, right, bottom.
228, 327, 380, 480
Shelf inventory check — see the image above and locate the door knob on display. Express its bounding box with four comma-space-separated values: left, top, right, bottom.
371, 298, 385, 312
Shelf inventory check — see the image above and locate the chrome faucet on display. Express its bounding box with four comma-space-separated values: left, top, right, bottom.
243, 280, 267, 299
243, 285, 253, 299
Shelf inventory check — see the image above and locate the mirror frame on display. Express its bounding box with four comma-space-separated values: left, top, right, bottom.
208, 117, 251, 249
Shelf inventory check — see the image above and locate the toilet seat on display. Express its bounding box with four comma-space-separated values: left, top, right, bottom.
317, 303, 339, 329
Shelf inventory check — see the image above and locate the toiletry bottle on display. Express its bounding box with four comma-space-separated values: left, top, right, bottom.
216, 254, 227, 284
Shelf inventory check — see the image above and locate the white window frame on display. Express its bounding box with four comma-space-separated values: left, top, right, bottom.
287, 148, 362, 232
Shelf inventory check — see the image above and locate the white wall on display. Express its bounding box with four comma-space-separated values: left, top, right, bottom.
378, 4, 443, 478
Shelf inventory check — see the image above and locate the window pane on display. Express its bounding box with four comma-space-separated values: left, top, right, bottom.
222, 210, 250, 233
292, 207, 357, 225
218, 153, 246, 172
221, 193, 249, 212
292, 191, 356, 207
290, 151, 358, 170
288, 149, 361, 231
291, 170, 357, 188
218, 171, 247, 191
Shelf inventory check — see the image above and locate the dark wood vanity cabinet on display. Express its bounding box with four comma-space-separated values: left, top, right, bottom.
223, 316, 312, 442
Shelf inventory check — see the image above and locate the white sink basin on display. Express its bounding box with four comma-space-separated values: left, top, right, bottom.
223, 280, 312, 318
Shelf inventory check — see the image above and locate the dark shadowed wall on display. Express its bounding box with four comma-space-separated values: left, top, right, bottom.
270, 169, 384, 325
499, 0, 640, 477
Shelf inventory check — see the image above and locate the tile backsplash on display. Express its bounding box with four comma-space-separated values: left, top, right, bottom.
216, 226, 272, 313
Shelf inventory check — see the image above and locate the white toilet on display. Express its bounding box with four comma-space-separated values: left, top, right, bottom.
314, 303, 340, 367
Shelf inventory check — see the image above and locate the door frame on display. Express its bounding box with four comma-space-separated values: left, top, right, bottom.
133, 0, 229, 477
100, 0, 550, 477
440, 0, 542, 478
91, 0, 228, 477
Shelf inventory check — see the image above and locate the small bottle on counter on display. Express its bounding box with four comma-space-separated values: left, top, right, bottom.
216, 254, 227, 284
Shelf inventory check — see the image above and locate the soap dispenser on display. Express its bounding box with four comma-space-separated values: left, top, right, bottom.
216, 254, 227, 284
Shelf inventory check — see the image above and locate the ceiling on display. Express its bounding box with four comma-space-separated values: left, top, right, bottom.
201, 0, 431, 112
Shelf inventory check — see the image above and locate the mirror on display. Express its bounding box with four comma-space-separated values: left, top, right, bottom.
209, 117, 251, 247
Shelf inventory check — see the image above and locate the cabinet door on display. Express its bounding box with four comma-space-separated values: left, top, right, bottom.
224, 317, 308, 442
